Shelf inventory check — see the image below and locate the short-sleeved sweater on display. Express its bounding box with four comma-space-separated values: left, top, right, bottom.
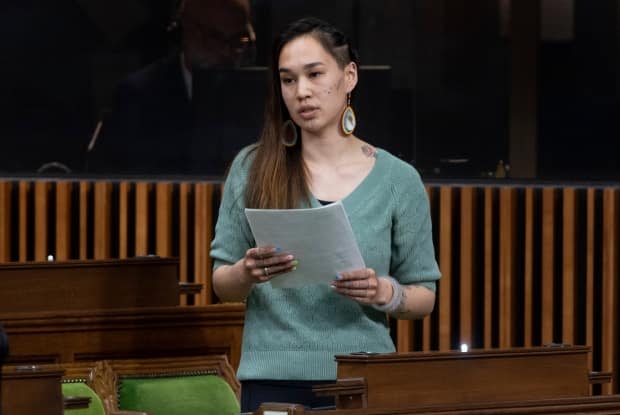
210, 145, 441, 381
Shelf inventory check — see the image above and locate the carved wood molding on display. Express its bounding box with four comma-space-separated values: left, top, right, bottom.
91, 360, 118, 413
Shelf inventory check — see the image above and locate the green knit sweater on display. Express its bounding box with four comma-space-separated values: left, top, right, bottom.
210, 145, 441, 381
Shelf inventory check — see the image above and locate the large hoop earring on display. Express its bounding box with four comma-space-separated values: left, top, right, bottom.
281, 119, 298, 147
340, 93, 356, 136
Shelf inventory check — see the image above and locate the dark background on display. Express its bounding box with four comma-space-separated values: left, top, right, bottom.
0, 0, 617, 180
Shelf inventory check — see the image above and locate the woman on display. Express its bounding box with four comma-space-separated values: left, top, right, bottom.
210, 17, 441, 411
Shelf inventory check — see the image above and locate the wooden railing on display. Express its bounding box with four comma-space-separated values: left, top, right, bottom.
415, 183, 619, 394
0, 178, 618, 393
0, 179, 221, 306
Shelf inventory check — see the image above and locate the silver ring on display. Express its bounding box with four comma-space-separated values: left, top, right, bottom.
263, 266, 269, 276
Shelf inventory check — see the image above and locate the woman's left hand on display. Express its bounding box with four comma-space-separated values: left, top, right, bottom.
331, 268, 391, 306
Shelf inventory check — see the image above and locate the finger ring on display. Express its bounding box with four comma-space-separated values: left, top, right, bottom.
263, 266, 270, 276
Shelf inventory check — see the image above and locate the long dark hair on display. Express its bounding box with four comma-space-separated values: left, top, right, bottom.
245, 17, 359, 209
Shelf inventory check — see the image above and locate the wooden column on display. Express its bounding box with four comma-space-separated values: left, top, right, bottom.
178, 183, 191, 306
93, 182, 112, 259
586, 188, 596, 383
459, 186, 476, 346
135, 182, 150, 256
55, 181, 72, 261
499, 187, 517, 347
541, 187, 556, 344
18, 181, 30, 262
438, 186, 453, 350
523, 187, 535, 346
0, 181, 11, 262
194, 183, 214, 305
118, 182, 130, 259
483, 187, 496, 348
601, 188, 618, 394
562, 188, 578, 345
156, 182, 173, 257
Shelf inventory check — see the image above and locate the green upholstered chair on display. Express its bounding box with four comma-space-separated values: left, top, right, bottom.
62, 381, 106, 415
58, 363, 108, 415
92, 355, 241, 415
117, 373, 239, 415
53, 361, 149, 415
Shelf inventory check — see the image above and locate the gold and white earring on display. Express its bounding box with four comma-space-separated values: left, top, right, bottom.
281, 119, 298, 147
340, 93, 356, 136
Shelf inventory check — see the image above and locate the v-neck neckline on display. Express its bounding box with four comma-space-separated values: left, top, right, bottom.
307, 148, 384, 212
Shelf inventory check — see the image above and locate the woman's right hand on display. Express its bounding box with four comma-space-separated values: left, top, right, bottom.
242, 245, 297, 284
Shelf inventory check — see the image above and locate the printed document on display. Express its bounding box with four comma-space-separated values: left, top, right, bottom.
245, 201, 365, 288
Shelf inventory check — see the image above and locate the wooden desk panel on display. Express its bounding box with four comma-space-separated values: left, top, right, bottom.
256, 395, 620, 414
0, 258, 180, 313
335, 347, 591, 409
0, 366, 64, 415
2, 304, 245, 371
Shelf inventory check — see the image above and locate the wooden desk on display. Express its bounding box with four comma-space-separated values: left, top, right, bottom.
0, 257, 180, 313
2, 304, 245, 370
0, 257, 243, 368
0, 257, 244, 412
331, 347, 591, 409
0, 365, 64, 415
256, 395, 620, 414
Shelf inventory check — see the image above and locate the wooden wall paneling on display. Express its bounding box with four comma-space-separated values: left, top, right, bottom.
523, 187, 535, 346
0, 366, 65, 415
498, 187, 517, 348
55, 181, 72, 261
93, 181, 112, 259
3, 304, 245, 370
79, 181, 90, 259
459, 186, 476, 347
586, 189, 596, 381
118, 182, 130, 259
135, 182, 150, 256
0, 181, 11, 262
541, 187, 556, 344
438, 186, 453, 350
396, 320, 413, 352
601, 188, 618, 394
194, 183, 214, 305
483, 187, 495, 348
34, 181, 50, 261
155, 182, 173, 257
5, 178, 620, 384
18, 181, 30, 262
178, 183, 190, 306
562, 188, 577, 345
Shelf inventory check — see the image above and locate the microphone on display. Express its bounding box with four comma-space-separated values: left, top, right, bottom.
87, 109, 110, 153
83, 109, 111, 174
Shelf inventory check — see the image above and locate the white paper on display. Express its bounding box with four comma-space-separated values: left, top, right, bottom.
244, 201, 365, 288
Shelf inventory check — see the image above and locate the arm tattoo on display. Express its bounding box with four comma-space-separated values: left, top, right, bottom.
393, 289, 409, 318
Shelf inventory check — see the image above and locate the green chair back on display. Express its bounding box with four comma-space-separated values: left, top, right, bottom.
62, 382, 106, 415
118, 374, 240, 415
